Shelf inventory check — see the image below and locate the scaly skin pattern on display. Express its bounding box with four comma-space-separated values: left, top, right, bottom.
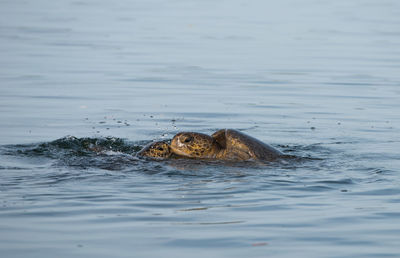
137, 140, 172, 159
170, 132, 221, 159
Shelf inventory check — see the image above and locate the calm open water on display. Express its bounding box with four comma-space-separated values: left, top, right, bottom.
1, 0, 400, 257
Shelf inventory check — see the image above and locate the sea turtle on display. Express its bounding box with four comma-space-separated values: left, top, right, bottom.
170, 129, 282, 161
137, 140, 173, 159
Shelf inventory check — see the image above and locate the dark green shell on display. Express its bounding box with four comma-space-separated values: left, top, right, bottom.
212, 129, 282, 161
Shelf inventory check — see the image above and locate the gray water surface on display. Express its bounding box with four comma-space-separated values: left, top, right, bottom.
1, 0, 400, 257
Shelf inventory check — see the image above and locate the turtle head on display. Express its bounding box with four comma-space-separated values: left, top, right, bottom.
170, 132, 219, 158
137, 140, 172, 159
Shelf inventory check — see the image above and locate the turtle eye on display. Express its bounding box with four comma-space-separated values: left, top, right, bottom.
183, 136, 193, 143
157, 147, 164, 151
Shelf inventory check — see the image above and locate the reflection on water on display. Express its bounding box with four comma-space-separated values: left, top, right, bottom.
1, 0, 400, 257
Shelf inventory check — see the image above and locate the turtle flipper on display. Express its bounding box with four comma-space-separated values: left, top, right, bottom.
211, 129, 227, 149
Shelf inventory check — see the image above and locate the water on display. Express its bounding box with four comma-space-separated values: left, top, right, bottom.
1, 0, 400, 257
